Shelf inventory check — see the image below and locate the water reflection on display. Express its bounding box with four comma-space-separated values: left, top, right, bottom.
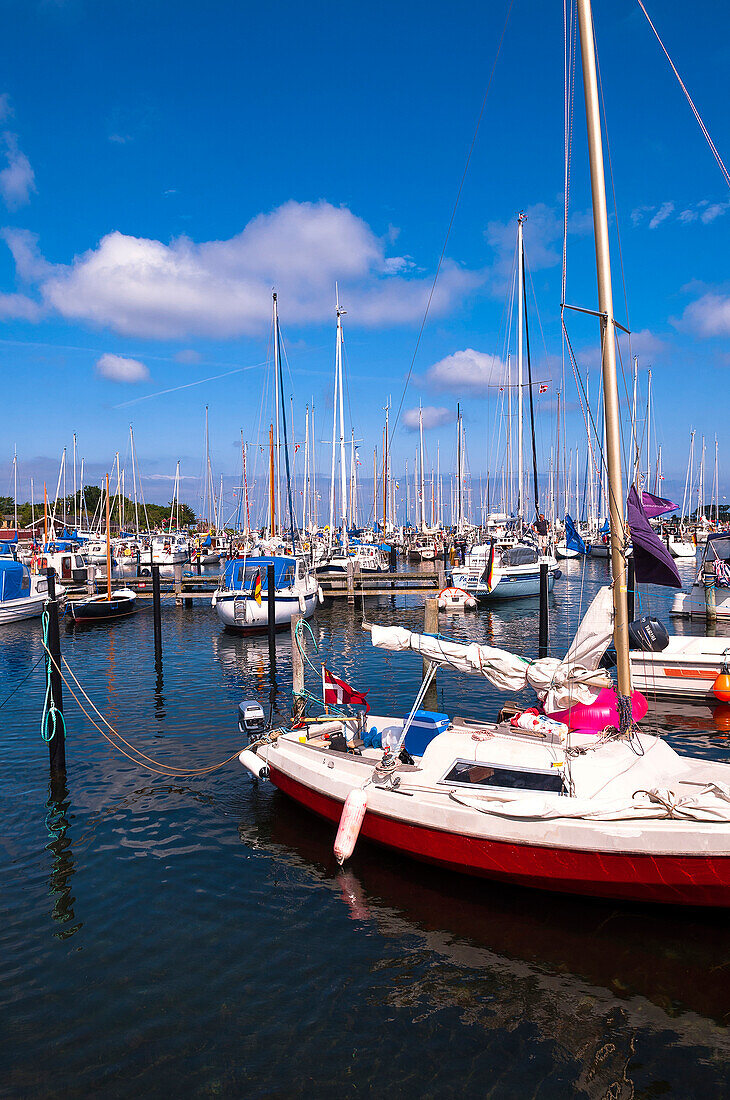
45, 777, 82, 940
241, 789, 730, 1032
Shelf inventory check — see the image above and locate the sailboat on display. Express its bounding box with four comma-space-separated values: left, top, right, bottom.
237, 0, 730, 906
70, 475, 137, 623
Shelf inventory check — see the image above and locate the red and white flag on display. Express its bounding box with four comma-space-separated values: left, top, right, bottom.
539, 383, 549, 394
322, 667, 369, 712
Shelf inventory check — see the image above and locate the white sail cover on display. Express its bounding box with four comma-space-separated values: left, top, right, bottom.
369, 586, 615, 712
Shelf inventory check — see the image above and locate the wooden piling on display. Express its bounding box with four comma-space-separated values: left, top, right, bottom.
152, 564, 162, 663
291, 612, 305, 719
538, 562, 549, 659
86, 564, 95, 596
173, 562, 183, 605
45, 568, 66, 775
347, 559, 355, 603
705, 560, 717, 627
423, 597, 438, 711
437, 560, 445, 589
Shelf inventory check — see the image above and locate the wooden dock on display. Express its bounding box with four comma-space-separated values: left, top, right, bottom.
63, 564, 445, 605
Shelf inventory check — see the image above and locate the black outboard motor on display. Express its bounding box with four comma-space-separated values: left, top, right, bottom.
600, 615, 669, 669
628, 616, 670, 653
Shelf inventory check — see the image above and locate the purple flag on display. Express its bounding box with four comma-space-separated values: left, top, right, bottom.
627, 486, 682, 588
641, 490, 678, 519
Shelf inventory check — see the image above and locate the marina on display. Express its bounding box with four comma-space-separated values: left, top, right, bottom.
1, 0, 730, 1095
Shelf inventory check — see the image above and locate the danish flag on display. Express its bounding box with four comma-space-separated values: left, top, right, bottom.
322, 667, 370, 712
539, 383, 549, 394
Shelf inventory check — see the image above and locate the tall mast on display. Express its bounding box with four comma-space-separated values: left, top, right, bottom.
516, 217, 523, 522
419, 403, 426, 530
302, 405, 310, 530
130, 426, 140, 536
646, 368, 652, 490
269, 424, 275, 538
405, 459, 409, 526
72, 433, 77, 528
105, 473, 112, 602
273, 293, 282, 536
436, 442, 441, 527
456, 404, 462, 530
336, 289, 348, 548
328, 299, 338, 543
383, 402, 389, 531
577, 0, 631, 697
13, 447, 17, 534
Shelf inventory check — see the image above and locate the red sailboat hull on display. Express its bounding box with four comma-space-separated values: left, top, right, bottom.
269, 766, 730, 908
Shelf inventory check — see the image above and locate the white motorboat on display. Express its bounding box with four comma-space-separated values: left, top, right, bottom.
452, 543, 560, 602
213, 555, 320, 632
151, 533, 189, 566
667, 536, 697, 559
318, 544, 387, 575
437, 586, 477, 610
630, 635, 730, 700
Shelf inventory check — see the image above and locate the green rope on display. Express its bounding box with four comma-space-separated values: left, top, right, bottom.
41, 608, 67, 744
294, 616, 321, 676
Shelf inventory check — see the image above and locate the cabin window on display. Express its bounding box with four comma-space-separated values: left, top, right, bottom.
441, 759, 563, 793
21, 569, 30, 592
298, 561, 305, 578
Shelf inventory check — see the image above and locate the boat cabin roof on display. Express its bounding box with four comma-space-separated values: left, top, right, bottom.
223, 556, 297, 590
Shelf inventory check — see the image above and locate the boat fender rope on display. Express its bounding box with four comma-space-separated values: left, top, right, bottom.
40, 608, 67, 744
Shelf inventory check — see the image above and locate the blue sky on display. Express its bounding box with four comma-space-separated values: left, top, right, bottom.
0, 0, 728, 516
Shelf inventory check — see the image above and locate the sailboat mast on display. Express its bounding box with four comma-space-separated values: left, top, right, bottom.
577, 0, 631, 696
456, 404, 462, 530
336, 292, 348, 548
383, 402, 389, 531
302, 405, 309, 530
269, 425, 275, 538
72, 433, 77, 529
13, 447, 17, 534
273, 293, 282, 536
105, 473, 112, 601
517, 213, 525, 523
419, 404, 426, 530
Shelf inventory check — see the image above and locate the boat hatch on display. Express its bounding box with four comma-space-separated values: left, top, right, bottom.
439, 759, 564, 794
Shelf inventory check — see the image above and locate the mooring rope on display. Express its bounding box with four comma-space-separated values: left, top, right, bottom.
40, 609, 67, 744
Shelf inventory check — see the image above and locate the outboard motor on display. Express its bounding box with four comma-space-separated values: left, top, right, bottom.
628, 616, 670, 653
238, 699, 267, 739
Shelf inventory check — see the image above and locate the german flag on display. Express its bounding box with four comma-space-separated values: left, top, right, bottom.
481, 541, 496, 592
252, 569, 262, 605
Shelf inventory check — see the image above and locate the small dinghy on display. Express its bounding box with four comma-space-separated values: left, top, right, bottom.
438, 586, 477, 610
70, 473, 138, 624
70, 588, 137, 623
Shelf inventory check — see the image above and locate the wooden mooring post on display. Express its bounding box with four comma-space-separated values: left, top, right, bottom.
152, 564, 163, 664
174, 562, 183, 606
704, 560, 717, 627
45, 568, 66, 776
347, 559, 355, 604
423, 597, 438, 711
291, 612, 305, 719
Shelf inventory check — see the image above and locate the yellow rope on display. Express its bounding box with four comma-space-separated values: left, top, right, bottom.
41, 642, 247, 778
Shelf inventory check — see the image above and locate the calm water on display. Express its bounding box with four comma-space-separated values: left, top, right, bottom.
3, 555, 730, 1098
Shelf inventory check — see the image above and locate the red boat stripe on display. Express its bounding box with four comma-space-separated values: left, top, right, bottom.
268, 766, 730, 907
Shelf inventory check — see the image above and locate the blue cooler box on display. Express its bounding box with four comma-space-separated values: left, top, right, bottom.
403, 710, 450, 755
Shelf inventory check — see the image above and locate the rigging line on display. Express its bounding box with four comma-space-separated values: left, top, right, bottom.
635, 0, 730, 188
390, 0, 515, 439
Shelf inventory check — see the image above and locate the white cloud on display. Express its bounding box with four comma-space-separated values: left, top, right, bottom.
10, 200, 478, 339
403, 405, 452, 431
174, 348, 202, 364
0, 94, 13, 123
0, 291, 42, 321
1, 228, 51, 281
424, 348, 505, 393
0, 133, 36, 210
648, 201, 675, 230
677, 292, 730, 338
95, 352, 150, 383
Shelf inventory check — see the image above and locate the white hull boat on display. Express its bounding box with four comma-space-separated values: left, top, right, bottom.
214, 555, 320, 632
630, 636, 730, 700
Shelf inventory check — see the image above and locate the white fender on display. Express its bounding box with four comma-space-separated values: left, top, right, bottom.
334, 788, 368, 865
317, 585, 324, 605
298, 592, 306, 613
239, 749, 270, 780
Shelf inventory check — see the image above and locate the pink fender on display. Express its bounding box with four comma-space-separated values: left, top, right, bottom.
546, 686, 648, 731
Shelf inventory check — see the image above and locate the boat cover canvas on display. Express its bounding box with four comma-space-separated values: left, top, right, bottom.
0, 559, 29, 601
223, 556, 296, 591
369, 622, 612, 712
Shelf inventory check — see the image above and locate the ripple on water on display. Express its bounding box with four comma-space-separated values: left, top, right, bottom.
2, 559, 730, 1096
